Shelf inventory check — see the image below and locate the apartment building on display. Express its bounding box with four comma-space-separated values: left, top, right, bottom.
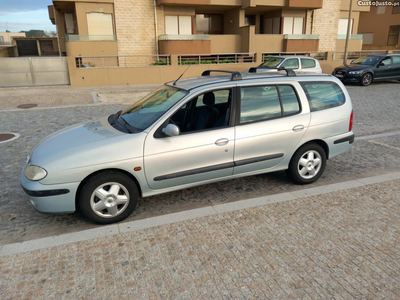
49, 0, 368, 58
358, 3, 400, 50
0, 32, 26, 46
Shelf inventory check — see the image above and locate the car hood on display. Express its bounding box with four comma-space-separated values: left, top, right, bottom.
334, 64, 372, 72
29, 116, 145, 169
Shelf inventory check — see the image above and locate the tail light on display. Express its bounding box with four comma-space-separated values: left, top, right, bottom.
349, 110, 353, 131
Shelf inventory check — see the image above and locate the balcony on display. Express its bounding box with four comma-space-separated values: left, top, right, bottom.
336, 34, 363, 51
159, 35, 211, 54
287, 0, 322, 9
66, 35, 116, 41
157, 0, 211, 5
284, 34, 319, 52
65, 35, 118, 57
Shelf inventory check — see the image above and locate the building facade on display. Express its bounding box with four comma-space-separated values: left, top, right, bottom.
358, 3, 400, 50
49, 0, 369, 58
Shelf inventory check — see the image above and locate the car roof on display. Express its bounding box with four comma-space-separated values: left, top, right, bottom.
366, 53, 400, 57
267, 55, 316, 59
166, 72, 333, 91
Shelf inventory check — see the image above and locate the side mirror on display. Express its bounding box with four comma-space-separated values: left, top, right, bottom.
378, 62, 385, 67
162, 124, 180, 137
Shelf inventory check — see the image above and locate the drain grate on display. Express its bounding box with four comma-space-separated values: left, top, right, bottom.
0, 133, 20, 143
17, 103, 38, 109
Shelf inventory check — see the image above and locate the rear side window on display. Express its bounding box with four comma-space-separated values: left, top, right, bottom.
301, 58, 316, 68
392, 56, 400, 64
240, 85, 301, 124
300, 82, 345, 112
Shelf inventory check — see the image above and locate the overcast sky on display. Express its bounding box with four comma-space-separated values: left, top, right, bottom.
0, 0, 56, 32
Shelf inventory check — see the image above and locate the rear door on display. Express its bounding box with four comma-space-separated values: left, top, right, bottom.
233, 82, 310, 175
389, 55, 400, 78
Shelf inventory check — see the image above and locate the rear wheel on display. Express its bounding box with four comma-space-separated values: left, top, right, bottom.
359, 72, 373, 86
79, 171, 138, 224
287, 143, 326, 184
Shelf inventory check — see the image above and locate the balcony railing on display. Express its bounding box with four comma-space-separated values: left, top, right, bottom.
177, 53, 256, 65
75, 55, 171, 68
332, 50, 388, 61
159, 34, 210, 41
66, 35, 117, 42
283, 34, 319, 40
262, 51, 328, 61
337, 34, 363, 40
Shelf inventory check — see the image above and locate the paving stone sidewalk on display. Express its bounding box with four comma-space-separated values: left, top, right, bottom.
1, 180, 399, 300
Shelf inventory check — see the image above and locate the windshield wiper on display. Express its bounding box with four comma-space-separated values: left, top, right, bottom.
116, 115, 134, 133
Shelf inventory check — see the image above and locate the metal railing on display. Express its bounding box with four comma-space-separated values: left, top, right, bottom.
262, 52, 328, 61
75, 55, 171, 68
177, 53, 256, 65
0, 41, 13, 46
332, 50, 388, 61
392, 50, 400, 54
66, 35, 117, 42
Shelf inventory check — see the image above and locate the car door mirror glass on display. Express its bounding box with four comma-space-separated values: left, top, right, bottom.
162, 124, 180, 137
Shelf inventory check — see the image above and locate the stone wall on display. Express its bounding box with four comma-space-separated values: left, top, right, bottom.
311, 0, 341, 51
114, 0, 165, 55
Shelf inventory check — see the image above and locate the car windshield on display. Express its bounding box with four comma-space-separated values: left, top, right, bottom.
119, 86, 188, 132
260, 57, 284, 68
352, 56, 380, 66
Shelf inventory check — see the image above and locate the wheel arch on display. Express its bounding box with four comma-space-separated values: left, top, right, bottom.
75, 168, 142, 211
292, 139, 329, 162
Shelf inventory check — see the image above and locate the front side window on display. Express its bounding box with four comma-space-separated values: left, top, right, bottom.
300, 82, 345, 112
240, 85, 300, 124
280, 58, 299, 69
119, 86, 188, 132
169, 89, 232, 133
352, 56, 380, 66
380, 57, 392, 66
301, 58, 316, 69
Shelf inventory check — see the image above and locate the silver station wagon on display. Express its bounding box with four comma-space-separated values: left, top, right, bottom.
21, 69, 354, 224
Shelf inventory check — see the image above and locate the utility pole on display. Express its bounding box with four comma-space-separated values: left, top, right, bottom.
343, 0, 353, 67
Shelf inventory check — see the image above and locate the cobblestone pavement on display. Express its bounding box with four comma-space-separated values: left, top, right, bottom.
0, 83, 400, 245
1, 180, 399, 299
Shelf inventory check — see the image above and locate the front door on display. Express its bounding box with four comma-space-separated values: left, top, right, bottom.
144, 88, 235, 190
374, 57, 393, 79
234, 83, 310, 175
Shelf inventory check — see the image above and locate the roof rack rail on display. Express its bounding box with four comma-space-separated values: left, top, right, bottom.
249, 67, 296, 77
201, 70, 242, 81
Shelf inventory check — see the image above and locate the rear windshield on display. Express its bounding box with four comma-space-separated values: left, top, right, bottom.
260, 57, 284, 68
300, 82, 345, 112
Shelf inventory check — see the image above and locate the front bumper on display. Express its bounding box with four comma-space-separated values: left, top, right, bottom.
20, 173, 80, 214
333, 71, 362, 83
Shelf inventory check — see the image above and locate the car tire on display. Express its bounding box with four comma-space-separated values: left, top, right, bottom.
359, 72, 373, 86
287, 143, 326, 185
78, 171, 139, 224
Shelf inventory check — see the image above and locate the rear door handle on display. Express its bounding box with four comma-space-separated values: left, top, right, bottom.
215, 138, 229, 146
292, 125, 304, 132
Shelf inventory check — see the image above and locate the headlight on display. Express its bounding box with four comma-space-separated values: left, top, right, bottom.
348, 71, 360, 75
24, 165, 47, 181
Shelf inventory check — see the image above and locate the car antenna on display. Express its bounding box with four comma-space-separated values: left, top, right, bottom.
173, 65, 190, 85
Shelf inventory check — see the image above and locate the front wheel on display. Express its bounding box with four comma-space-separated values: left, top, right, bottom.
287, 143, 326, 185
78, 171, 139, 224
359, 73, 373, 86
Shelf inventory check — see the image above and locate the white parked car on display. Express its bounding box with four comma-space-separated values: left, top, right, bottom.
242, 56, 322, 75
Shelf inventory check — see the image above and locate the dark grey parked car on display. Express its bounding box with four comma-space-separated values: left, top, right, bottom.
333, 54, 400, 86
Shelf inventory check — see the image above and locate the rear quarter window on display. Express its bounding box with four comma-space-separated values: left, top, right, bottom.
300, 82, 345, 112
301, 58, 316, 68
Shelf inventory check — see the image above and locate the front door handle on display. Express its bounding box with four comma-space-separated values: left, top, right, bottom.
215, 138, 229, 146
292, 125, 304, 132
